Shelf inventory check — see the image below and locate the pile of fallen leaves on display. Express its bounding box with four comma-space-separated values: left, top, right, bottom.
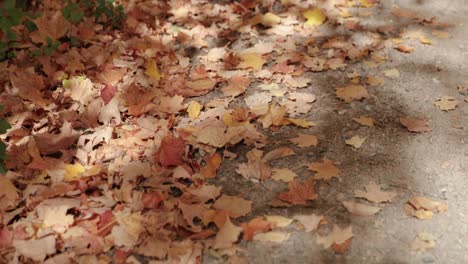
0, 0, 456, 263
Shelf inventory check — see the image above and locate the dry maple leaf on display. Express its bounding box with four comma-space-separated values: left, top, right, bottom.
293, 214, 323, 232
241, 217, 272, 240
154, 134, 186, 168
352, 116, 375, 127
34, 122, 79, 154
271, 168, 297, 182
200, 153, 222, 178
30, 11, 71, 44
336, 85, 369, 102
9, 68, 49, 106
434, 96, 459, 111
277, 177, 318, 205
213, 217, 242, 249
345, 135, 366, 149
400, 117, 431, 132
405, 196, 448, 219
213, 195, 252, 218
0, 177, 19, 211
317, 225, 353, 249
221, 76, 250, 97
342, 200, 381, 216
308, 158, 341, 180
289, 134, 318, 148
354, 183, 398, 203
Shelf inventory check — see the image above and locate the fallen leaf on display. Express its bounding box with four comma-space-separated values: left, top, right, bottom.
145, 60, 161, 81
238, 53, 266, 70
405, 196, 448, 219
155, 134, 186, 168
383, 68, 400, 78
221, 76, 250, 97
332, 238, 352, 254
400, 117, 431, 132
336, 85, 369, 102
271, 168, 297, 182
345, 135, 366, 149
261, 12, 281, 27
186, 78, 217, 96
308, 158, 341, 180
359, 0, 374, 8
30, 11, 71, 44
317, 225, 353, 249
13, 236, 56, 262
354, 182, 398, 203
289, 134, 318, 148
419, 36, 433, 45
264, 215, 293, 228
293, 214, 323, 232
342, 200, 381, 216
241, 217, 272, 240
101, 84, 118, 105
63, 163, 85, 181
285, 118, 316, 128
187, 101, 203, 119
200, 153, 222, 178
213, 217, 242, 249
432, 30, 450, 39
34, 122, 79, 154
213, 195, 252, 218
410, 232, 436, 251
0, 177, 19, 211
352, 116, 375, 127
262, 147, 295, 162
277, 177, 318, 205
303, 7, 326, 26
434, 96, 459, 111
253, 232, 290, 242
366, 76, 384, 86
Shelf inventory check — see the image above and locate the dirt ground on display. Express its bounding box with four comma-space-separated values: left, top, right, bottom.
205, 1, 468, 263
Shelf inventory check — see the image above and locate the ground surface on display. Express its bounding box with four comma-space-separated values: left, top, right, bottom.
0, 0, 467, 264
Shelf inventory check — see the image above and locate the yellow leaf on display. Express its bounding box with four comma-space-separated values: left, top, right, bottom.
261, 12, 281, 27
352, 116, 375, 127
285, 118, 316, 128
64, 163, 85, 181
345, 135, 366, 148
238, 53, 266, 70
302, 7, 326, 26
271, 168, 297, 182
359, 0, 374, 8
187, 101, 202, 119
419, 36, 433, 45
145, 60, 161, 80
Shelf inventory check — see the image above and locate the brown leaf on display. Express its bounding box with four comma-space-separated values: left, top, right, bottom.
277, 177, 318, 205
213, 217, 242, 249
400, 117, 431, 132
30, 11, 71, 44
200, 153, 223, 178
405, 196, 448, 219
352, 116, 375, 127
293, 214, 323, 232
221, 76, 250, 97
155, 134, 186, 168
289, 134, 318, 148
434, 96, 459, 111
342, 200, 381, 216
241, 217, 272, 240
353, 182, 398, 203
336, 85, 369, 102
308, 158, 341, 180
10, 68, 49, 107
262, 147, 295, 162
213, 195, 252, 218
34, 122, 79, 154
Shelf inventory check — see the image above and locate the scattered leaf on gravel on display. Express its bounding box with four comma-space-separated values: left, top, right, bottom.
271, 168, 297, 182
213, 195, 253, 218
262, 147, 295, 162
293, 214, 323, 232
317, 225, 353, 249
264, 215, 294, 228
289, 134, 318, 148
434, 96, 459, 111
336, 85, 369, 102
214, 217, 242, 249
383, 68, 400, 78
345, 136, 366, 149
405, 196, 448, 219
303, 7, 326, 26
342, 200, 381, 216
308, 159, 341, 180
354, 182, 398, 203
410, 232, 436, 251
400, 117, 431, 132
241, 217, 272, 241
277, 177, 319, 205
352, 116, 375, 127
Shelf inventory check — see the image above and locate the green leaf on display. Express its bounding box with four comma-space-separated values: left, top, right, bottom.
24, 19, 37, 31
62, 2, 84, 24
0, 119, 11, 134
0, 163, 6, 175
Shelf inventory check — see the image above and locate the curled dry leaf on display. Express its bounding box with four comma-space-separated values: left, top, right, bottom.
262, 147, 295, 162
264, 215, 293, 228
213, 195, 252, 218
342, 200, 381, 216
200, 153, 223, 179
34, 122, 79, 155
434, 96, 459, 111
154, 134, 186, 168
308, 158, 341, 180
400, 117, 431, 132
354, 182, 398, 203
336, 85, 369, 102
405, 196, 448, 219
352, 116, 375, 127
289, 134, 318, 148
277, 177, 318, 205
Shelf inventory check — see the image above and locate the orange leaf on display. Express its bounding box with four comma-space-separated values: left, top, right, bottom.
308, 158, 341, 180
155, 134, 186, 168
241, 217, 272, 240
400, 117, 431, 132
200, 153, 222, 178
277, 177, 318, 205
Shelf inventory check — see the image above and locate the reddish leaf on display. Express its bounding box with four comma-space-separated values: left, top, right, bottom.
101, 85, 118, 105
241, 217, 272, 240
155, 134, 187, 168
97, 210, 114, 236
277, 177, 319, 205
0, 228, 13, 250
142, 191, 166, 209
